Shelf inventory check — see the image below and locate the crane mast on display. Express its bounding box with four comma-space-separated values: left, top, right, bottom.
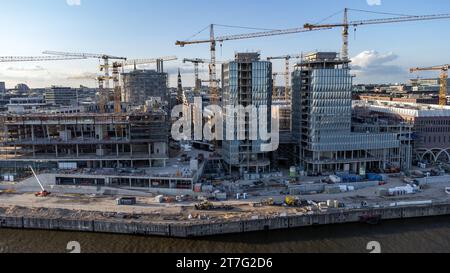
267, 54, 302, 101
176, 25, 327, 103
209, 25, 218, 104
410, 65, 449, 107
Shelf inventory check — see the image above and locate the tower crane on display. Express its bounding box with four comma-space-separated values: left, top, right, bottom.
304, 8, 450, 61
176, 25, 329, 104
183, 58, 223, 95
410, 65, 449, 107
267, 54, 302, 100
183, 58, 207, 94
43, 51, 127, 113
105, 56, 177, 113
0, 56, 86, 62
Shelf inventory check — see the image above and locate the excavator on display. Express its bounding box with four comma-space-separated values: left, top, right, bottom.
29, 166, 51, 197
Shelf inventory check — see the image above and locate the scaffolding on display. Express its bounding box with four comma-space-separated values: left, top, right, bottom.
0, 111, 169, 172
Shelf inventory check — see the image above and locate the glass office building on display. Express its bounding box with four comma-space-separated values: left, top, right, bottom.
292, 52, 408, 174
221, 53, 273, 175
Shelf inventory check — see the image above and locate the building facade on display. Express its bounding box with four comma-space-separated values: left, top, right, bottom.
220, 52, 273, 175
45, 86, 78, 106
292, 52, 408, 174
355, 99, 450, 164
122, 70, 168, 105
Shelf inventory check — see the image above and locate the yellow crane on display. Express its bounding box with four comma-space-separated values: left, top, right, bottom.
43, 51, 127, 113
304, 8, 450, 61
267, 54, 302, 100
410, 65, 449, 106
176, 25, 329, 104
106, 56, 178, 113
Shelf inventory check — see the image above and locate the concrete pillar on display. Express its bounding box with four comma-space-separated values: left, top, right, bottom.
31, 125, 35, 141
55, 145, 58, 158
116, 144, 119, 157
76, 144, 79, 158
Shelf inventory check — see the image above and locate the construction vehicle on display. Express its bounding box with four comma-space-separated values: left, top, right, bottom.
410, 65, 449, 106
29, 166, 51, 197
285, 196, 297, 207
253, 198, 275, 207
304, 8, 450, 61
195, 200, 233, 211
195, 200, 214, 210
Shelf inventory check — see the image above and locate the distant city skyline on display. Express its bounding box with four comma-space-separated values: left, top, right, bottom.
1, 0, 449, 88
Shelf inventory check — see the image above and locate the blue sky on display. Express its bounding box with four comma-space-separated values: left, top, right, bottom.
1, 0, 450, 88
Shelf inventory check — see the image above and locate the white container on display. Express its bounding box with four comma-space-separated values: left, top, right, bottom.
154, 195, 164, 203
329, 175, 342, 183
190, 159, 199, 171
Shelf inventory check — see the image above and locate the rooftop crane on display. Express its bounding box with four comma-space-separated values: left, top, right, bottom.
43, 51, 127, 113
176, 24, 329, 104
267, 54, 302, 100
410, 65, 449, 107
304, 8, 450, 61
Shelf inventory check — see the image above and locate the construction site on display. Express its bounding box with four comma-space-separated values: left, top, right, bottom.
1, 7, 450, 239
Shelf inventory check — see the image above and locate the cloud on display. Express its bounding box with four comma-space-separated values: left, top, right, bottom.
351, 50, 408, 83
66, 72, 98, 80
66, 0, 81, 6
367, 0, 382, 6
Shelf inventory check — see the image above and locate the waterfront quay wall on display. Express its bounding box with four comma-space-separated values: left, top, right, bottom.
1, 203, 450, 238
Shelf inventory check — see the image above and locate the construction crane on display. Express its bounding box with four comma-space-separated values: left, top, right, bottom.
272, 72, 287, 99
0, 56, 86, 62
267, 54, 302, 100
410, 65, 449, 106
43, 51, 127, 113
29, 166, 51, 197
183, 58, 208, 94
105, 56, 178, 113
183, 58, 223, 95
176, 25, 329, 104
304, 8, 450, 61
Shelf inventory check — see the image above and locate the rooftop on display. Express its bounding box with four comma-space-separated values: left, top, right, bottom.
355, 100, 450, 118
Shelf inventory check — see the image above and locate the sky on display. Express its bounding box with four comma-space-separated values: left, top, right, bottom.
1, 0, 450, 88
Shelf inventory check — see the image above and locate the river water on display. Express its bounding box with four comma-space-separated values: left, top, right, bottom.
0, 216, 449, 253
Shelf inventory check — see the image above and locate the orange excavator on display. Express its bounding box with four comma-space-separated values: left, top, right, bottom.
29, 166, 51, 197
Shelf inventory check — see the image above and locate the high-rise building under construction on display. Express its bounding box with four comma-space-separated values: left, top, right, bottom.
221, 52, 273, 176
292, 52, 411, 174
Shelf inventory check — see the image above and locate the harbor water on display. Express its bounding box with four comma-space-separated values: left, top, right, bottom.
0, 215, 449, 253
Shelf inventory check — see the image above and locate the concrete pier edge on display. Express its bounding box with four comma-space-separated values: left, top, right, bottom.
1, 203, 449, 238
